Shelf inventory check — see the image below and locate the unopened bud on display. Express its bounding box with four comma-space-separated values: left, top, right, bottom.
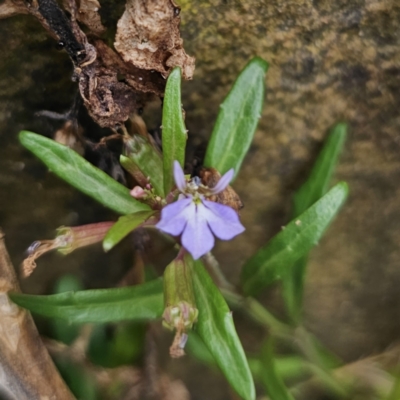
162, 255, 198, 358
130, 186, 146, 199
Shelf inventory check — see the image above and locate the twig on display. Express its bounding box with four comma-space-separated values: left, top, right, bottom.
221, 288, 292, 336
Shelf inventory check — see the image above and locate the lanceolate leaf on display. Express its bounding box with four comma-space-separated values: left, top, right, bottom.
241, 182, 348, 296
120, 155, 146, 185
51, 275, 83, 345
283, 123, 347, 320
123, 136, 164, 197
19, 131, 150, 215
10, 279, 163, 323
162, 67, 187, 195
204, 57, 268, 179
192, 259, 255, 400
186, 331, 216, 368
103, 210, 156, 252
293, 123, 347, 216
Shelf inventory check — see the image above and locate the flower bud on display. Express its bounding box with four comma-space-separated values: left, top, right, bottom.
162, 255, 198, 357
130, 186, 146, 199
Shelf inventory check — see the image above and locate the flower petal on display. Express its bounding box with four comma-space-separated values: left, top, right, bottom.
202, 200, 245, 240
173, 161, 186, 192
181, 203, 215, 260
156, 197, 192, 236
209, 169, 234, 194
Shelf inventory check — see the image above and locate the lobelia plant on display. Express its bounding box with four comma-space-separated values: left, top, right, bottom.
10, 57, 352, 400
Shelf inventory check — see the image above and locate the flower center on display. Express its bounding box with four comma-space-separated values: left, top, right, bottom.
183, 175, 217, 200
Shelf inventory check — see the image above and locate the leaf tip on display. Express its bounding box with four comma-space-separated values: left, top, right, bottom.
337, 180, 349, 196
168, 66, 182, 81
102, 239, 113, 253
119, 154, 129, 164
249, 56, 269, 73
332, 122, 348, 135
18, 130, 34, 145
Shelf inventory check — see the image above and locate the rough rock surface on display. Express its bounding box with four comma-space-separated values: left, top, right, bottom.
178, 0, 400, 362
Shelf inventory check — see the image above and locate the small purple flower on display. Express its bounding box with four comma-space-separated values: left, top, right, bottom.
156, 161, 245, 259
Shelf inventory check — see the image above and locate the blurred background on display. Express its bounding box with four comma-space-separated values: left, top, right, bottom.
0, 0, 399, 399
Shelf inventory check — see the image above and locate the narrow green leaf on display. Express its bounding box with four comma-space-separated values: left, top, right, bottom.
103, 210, 156, 252
300, 329, 342, 370
162, 67, 187, 194
192, 259, 255, 400
293, 123, 347, 216
204, 57, 268, 178
51, 275, 83, 345
188, 336, 309, 384
120, 154, 145, 182
186, 331, 216, 368
260, 339, 295, 400
241, 182, 348, 296
19, 131, 150, 215
123, 136, 164, 197
10, 279, 163, 323
281, 260, 307, 321
283, 123, 347, 319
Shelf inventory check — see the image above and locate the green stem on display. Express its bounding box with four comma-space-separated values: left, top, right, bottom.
221, 289, 291, 336
306, 363, 349, 397
201, 252, 236, 292
202, 251, 291, 334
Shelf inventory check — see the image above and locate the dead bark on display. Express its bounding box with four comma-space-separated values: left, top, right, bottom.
0, 229, 75, 400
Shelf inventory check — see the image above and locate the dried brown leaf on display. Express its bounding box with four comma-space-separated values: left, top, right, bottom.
0, 0, 28, 19
94, 39, 166, 96
76, 0, 105, 34
200, 167, 244, 212
54, 120, 85, 154
114, 0, 195, 80
65, 12, 138, 127
77, 61, 138, 128
63, 0, 105, 35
